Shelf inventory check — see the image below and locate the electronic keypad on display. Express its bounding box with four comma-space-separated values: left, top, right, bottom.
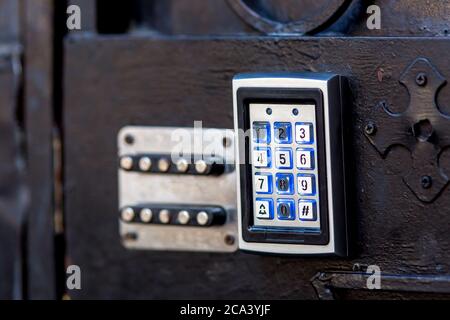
233, 73, 350, 256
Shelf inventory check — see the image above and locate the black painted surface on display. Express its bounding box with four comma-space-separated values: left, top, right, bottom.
64, 36, 450, 299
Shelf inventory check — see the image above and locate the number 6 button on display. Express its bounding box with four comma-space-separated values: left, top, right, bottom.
296, 148, 314, 170
295, 122, 313, 144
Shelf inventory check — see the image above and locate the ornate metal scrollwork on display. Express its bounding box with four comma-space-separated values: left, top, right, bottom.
365, 58, 450, 202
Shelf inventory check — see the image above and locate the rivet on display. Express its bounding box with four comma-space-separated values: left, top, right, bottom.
176, 159, 189, 173
224, 234, 235, 246
421, 175, 432, 189
138, 157, 152, 171
121, 207, 135, 222
124, 134, 135, 145
140, 208, 153, 223
196, 211, 209, 226
177, 210, 190, 225
120, 156, 134, 170
195, 160, 208, 174
159, 209, 171, 224
364, 121, 377, 136
415, 72, 427, 86
158, 158, 170, 172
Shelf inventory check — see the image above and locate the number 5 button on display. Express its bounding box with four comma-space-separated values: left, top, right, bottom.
296, 148, 314, 170
275, 148, 293, 169
295, 123, 313, 144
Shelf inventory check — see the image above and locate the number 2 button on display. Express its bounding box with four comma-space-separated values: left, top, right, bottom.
275, 148, 293, 169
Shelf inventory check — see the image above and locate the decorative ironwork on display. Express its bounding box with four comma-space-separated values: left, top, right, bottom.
365, 58, 450, 202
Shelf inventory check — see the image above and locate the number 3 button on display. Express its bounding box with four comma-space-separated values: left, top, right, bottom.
275, 148, 293, 169
295, 123, 313, 144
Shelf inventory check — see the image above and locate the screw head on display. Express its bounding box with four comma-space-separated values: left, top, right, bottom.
177, 210, 191, 225
195, 160, 208, 174
421, 175, 432, 189
266, 108, 272, 115
364, 121, 377, 135
139, 157, 152, 171
120, 156, 134, 170
121, 207, 135, 222
196, 211, 209, 226
224, 234, 235, 246
139, 208, 153, 223
415, 73, 427, 86
158, 158, 170, 172
292, 108, 299, 116
176, 159, 189, 173
159, 209, 171, 224
124, 134, 135, 145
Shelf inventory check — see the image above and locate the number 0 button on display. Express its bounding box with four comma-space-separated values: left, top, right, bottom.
296, 148, 314, 170
295, 123, 313, 144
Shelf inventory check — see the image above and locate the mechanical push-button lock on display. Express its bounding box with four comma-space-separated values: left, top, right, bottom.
233, 73, 351, 256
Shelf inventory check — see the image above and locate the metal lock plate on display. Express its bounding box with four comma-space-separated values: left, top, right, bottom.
118, 126, 238, 252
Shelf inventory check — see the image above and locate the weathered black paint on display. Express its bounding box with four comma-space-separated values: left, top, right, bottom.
63, 36, 450, 299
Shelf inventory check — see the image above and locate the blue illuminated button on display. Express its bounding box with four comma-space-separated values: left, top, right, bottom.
253, 147, 271, 168
295, 122, 314, 144
298, 200, 317, 221
297, 174, 316, 196
296, 148, 314, 170
277, 199, 295, 220
275, 148, 293, 169
255, 198, 274, 220
254, 173, 273, 194
275, 173, 294, 195
274, 122, 292, 144
253, 121, 270, 144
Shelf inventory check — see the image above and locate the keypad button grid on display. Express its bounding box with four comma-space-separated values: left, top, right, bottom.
249, 103, 321, 229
